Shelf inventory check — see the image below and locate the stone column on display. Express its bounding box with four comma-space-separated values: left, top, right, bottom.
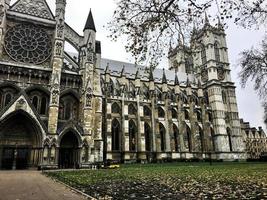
48, 0, 66, 135
0, 0, 7, 57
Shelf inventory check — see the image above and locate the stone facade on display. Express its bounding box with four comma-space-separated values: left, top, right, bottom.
240, 119, 267, 160
0, 0, 248, 169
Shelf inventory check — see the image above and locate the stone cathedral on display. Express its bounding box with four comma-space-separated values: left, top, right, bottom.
0, 0, 249, 170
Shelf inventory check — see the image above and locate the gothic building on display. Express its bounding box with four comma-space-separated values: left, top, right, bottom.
240, 119, 267, 160
0, 0, 247, 170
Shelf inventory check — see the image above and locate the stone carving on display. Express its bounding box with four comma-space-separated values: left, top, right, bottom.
11, 0, 54, 20
4, 24, 52, 64
201, 69, 208, 83
55, 41, 63, 57
217, 68, 225, 81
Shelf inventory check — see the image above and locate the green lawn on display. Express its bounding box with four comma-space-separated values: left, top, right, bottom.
45, 162, 267, 199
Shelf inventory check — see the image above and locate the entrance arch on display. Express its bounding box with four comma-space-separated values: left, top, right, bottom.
0, 110, 43, 169
58, 131, 80, 169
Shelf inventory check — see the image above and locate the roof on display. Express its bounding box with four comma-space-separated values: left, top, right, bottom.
84, 9, 96, 32
100, 58, 196, 85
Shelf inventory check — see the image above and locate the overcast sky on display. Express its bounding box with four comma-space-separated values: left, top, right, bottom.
10, 0, 266, 129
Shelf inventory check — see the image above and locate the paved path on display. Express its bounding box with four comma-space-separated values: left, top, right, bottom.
0, 171, 87, 200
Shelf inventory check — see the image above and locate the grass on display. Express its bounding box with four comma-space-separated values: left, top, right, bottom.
45, 162, 267, 199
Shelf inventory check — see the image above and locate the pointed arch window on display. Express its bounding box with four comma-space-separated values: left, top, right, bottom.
214, 42, 220, 62
145, 123, 151, 151
222, 90, 227, 104
129, 120, 137, 151
158, 107, 165, 118
173, 124, 179, 152
112, 119, 121, 151
184, 109, 190, 120
184, 125, 192, 152
201, 45, 207, 64
4, 93, 12, 106
143, 85, 150, 99
128, 104, 137, 115
144, 105, 151, 117
197, 110, 202, 122
40, 97, 47, 115
227, 128, 233, 152
32, 96, 39, 111
172, 108, 178, 119
159, 123, 166, 151
112, 102, 120, 114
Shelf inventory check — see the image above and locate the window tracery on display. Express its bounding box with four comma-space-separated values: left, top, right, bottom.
4, 24, 52, 64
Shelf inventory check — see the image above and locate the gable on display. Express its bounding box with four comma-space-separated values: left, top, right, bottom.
10, 0, 54, 20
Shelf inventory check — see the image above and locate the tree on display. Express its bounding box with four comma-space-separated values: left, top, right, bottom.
108, 0, 267, 67
239, 36, 267, 123
109, 0, 267, 125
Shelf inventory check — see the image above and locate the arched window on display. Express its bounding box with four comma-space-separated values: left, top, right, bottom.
145, 123, 151, 151
210, 127, 215, 151
158, 107, 165, 118
197, 111, 202, 122
156, 88, 163, 101
227, 128, 233, 152
208, 112, 213, 122
159, 123, 166, 151
184, 125, 192, 152
173, 124, 179, 152
59, 102, 64, 120
222, 90, 227, 104
109, 80, 114, 96
144, 105, 151, 117
112, 119, 120, 151
40, 97, 47, 115
172, 108, 178, 119
184, 110, 190, 120
204, 91, 209, 105
128, 104, 137, 115
112, 102, 120, 114
195, 126, 204, 152
59, 94, 79, 120
201, 45, 207, 64
143, 85, 150, 99
32, 96, 39, 110
4, 93, 12, 107
214, 42, 220, 62
65, 101, 71, 120
129, 120, 137, 151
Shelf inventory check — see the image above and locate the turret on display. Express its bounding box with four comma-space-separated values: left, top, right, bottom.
135, 68, 141, 88
186, 76, 192, 96
174, 70, 180, 94
197, 79, 203, 97
162, 69, 168, 93
148, 67, 155, 91
83, 9, 96, 53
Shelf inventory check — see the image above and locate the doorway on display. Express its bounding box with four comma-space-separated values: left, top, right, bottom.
59, 131, 80, 169
0, 111, 43, 170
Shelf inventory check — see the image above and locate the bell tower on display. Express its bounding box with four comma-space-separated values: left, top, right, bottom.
191, 17, 246, 159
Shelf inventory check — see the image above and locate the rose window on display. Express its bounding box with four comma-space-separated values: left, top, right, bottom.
4, 24, 52, 64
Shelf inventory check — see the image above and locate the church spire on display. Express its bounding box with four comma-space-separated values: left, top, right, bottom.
204, 12, 210, 26
174, 69, 179, 85
162, 69, 167, 84
84, 9, 96, 32
149, 67, 154, 81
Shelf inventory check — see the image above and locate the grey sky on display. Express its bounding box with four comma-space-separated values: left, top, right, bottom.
10, 0, 266, 129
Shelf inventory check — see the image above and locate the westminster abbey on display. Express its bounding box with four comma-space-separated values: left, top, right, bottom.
0, 0, 261, 170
